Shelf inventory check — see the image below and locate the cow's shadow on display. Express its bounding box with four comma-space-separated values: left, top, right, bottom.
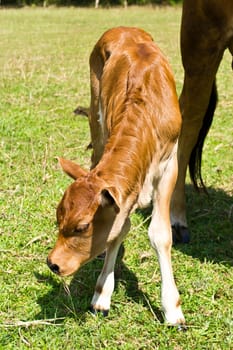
175, 185, 233, 266
35, 245, 163, 323
35, 185, 232, 322
136, 184, 233, 266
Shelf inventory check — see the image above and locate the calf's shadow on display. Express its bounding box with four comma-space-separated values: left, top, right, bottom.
35, 245, 163, 323
35, 184, 232, 322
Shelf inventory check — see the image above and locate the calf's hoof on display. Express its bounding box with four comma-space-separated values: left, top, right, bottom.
89, 305, 109, 317
73, 106, 89, 117
172, 224, 190, 244
177, 324, 187, 332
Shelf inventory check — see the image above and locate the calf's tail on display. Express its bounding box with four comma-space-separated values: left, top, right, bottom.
189, 80, 218, 192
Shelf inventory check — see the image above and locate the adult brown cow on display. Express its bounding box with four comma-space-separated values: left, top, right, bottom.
171, 0, 233, 243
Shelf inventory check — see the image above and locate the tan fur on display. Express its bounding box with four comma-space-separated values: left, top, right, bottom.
47, 27, 184, 325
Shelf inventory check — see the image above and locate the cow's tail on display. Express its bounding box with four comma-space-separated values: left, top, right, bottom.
189, 80, 218, 192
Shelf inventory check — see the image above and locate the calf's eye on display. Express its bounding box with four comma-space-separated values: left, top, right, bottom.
74, 223, 90, 234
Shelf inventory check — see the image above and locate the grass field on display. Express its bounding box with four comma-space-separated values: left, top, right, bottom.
0, 6, 232, 349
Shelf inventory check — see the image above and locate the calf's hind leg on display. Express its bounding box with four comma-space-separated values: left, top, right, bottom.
89, 51, 105, 169
148, 150, 185, 325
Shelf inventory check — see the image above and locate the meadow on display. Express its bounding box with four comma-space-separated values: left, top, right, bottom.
0, 6, 232, 349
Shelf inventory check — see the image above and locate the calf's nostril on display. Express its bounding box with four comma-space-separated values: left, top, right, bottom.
47, 257, 60, 275
50, 263, 60, 274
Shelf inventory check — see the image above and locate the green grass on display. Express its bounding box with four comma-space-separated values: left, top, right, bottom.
0, 6, 232, 350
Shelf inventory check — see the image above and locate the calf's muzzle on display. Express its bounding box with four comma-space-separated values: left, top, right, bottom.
47, 257, 60, 275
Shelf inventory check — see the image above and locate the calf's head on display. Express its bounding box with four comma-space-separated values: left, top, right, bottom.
47, 158, 120, 277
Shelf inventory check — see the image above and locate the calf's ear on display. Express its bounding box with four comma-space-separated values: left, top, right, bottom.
101, 188, 120, 213
58, 157, 87, 180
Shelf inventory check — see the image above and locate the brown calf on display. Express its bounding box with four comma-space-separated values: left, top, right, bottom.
171, 0, 233, 242
47, 27, 185, 325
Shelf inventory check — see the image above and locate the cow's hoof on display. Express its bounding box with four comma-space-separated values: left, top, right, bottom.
89, 306, 109, 317
172, 224, 190, 244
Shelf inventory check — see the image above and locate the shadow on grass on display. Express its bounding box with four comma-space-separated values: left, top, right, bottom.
35, 184, 232, 322
177, 185, 232, 266
35, 245, 163, 323
137, 184, 233, 266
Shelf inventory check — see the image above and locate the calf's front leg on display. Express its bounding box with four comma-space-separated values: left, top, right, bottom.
149, 152, 185, 325
91, 218, 131, 315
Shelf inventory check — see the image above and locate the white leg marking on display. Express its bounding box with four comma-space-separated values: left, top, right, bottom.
91, 218, 130, 313
91, 246, 120, 312
91, 271, 115, 312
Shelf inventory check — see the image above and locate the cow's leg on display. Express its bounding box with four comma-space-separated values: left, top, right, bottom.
171, 74, 216, 242
171, 60, 223, 244
90, 218, 130, 315
170, 4, 225, 243
148, 149, 185, 325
